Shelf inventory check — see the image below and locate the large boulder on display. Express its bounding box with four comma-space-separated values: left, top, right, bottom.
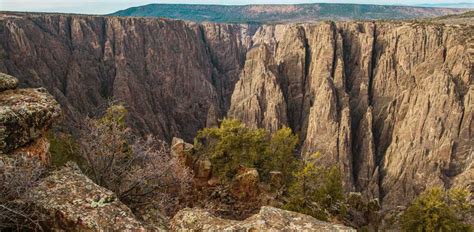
195, 159, 212, 179
230, 166, 260, 200
0, 73, 18, 92
171, 137, 194, 165
171, 206, 356, 231
29, 162, 145, 231
0, 73, 60, 156
171, 137, 212, 181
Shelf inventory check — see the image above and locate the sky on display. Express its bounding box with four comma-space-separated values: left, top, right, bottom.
1, 0, 472, 14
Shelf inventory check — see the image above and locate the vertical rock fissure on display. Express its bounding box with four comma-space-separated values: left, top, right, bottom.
368, 22, 383, 200
100, 18, 107, 59
457, 106, 465, 137
300, 26, 311, 134
368, 22, 376, 107
198, 25, 225, 114
66, 16, 74, 50
330, 23, 338, 86
331, 25, 341, 163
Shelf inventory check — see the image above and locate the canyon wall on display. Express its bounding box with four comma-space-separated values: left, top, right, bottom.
0, 14, 254, 141
0, 13, 472, 208
229, 21, 473, 207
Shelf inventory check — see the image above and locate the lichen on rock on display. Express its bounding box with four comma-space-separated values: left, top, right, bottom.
0, 72, 18, 92
0, 81, 61, 155
28, 162, 145, 231
171, 206, 356, 231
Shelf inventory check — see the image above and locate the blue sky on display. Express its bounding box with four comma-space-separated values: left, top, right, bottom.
1, 0, 471, 14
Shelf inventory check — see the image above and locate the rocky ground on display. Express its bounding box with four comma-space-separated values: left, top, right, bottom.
171, 206, 355, 231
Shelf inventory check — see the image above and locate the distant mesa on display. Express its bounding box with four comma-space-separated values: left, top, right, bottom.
111, 3, 470, 23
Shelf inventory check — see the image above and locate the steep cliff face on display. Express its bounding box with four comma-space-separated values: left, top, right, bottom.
0, 13, 253, 141
229, 21, 473, 207
0, 13, 472, 208
371, 23, 473, 206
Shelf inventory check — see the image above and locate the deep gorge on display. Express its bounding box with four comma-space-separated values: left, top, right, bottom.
0, 13, 472, 209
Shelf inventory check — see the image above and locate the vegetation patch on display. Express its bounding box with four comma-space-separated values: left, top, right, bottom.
401, 187, 472, 232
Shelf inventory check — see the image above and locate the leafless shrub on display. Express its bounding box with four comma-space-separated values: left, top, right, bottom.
0, 155, 46, 231
77, 105, 193, 213
77, 107, 132, 189
123, 136, 193, 212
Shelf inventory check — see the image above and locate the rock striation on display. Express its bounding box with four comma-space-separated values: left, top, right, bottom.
171, 206, 355, 231
229, 21, 473, 207
0, 13, 254, 142
0, 13, 472, 208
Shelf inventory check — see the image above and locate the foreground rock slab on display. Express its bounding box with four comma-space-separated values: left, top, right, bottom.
29, 163, 145, 231
171, 206, 355, 231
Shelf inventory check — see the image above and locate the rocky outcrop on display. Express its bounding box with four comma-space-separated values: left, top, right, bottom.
29, 162, 146, 231
230, 167, 260, 200
0, 73, 18, 91
229, 43, 288, 132
0, 72, 60, 163
171, 137, 214, 182
1, 13, 472, 209
371, 23, 473, 206
170, 206, 355, 231
0, 73, 147, 230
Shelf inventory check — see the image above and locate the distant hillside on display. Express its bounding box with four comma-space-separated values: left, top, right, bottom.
111, 3, 468, 23
429, 10, 474, 24
415, 3, 474, 9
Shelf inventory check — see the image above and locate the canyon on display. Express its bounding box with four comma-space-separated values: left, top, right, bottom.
0, 12, 472, 209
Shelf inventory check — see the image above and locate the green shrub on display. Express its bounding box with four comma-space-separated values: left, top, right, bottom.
283, 160, 346, 221
260, 127, 298, 182
194, 118, 298, 183
195, 119, 347, 222
401, 187, 472, 232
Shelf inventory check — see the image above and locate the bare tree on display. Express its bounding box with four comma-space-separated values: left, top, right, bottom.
123, 136, 193, 211
77, 104, 193, 213
0, 155, 46, 231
